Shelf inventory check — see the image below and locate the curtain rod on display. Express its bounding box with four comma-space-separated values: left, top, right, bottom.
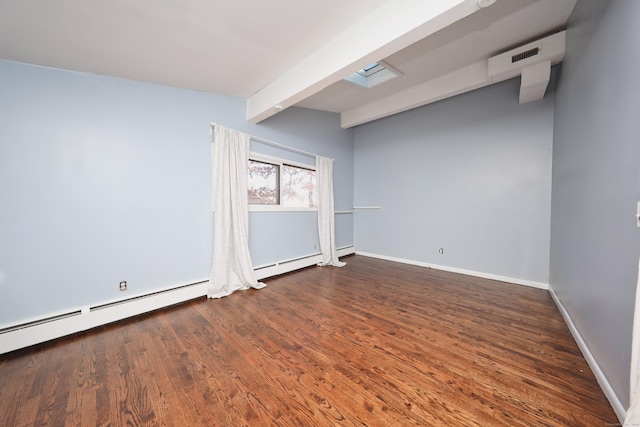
210, 123, 317, 159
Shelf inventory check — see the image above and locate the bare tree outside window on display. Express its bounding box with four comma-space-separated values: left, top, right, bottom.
248, 160, 279, 204
282, 164, 316, 208
248, 156, 317, 208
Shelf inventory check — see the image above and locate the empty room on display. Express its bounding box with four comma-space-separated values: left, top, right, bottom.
1, 0, 638, 425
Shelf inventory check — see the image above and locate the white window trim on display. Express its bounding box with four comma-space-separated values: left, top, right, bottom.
248, 151, 317, 212
249, 152, 315, 171
248, 205, 317, 212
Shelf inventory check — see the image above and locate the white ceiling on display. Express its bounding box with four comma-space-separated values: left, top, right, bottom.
0, 0, 576, 127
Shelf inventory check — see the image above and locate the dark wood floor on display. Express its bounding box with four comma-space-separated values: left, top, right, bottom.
0, 255, 618, 426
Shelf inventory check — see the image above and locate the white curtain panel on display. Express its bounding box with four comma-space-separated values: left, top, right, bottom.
316, 155, 346, 268
208, 125, 265, 299
624, 257, 640, 425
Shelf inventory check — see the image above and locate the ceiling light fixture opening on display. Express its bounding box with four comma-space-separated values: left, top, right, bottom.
344, 61, 401, 89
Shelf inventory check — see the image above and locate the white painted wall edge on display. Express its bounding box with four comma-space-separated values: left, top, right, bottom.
0, 246, 356, 355
355, 251, 549, 290
548, 287, 626, 423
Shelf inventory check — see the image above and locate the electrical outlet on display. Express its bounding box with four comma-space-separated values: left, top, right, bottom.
439, 248, 444, 254
637, 201, 640, 228
119, 281, 127, 291
314, 244, 318, 250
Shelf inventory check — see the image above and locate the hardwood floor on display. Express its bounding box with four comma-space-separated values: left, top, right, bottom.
0, 255, 619, 426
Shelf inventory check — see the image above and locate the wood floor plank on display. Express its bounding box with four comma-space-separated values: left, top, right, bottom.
0, 255, 619, 426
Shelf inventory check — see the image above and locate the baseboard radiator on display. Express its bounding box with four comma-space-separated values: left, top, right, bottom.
0, 280, 209, 355
0, 245, 355, 355
253, 246, 354, 280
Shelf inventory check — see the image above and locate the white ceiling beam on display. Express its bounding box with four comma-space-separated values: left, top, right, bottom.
341, 31, 566, 128
246, 0, 486, 124
341, 60, 491, 128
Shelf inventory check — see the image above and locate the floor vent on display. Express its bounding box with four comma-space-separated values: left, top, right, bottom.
512, 47, 540, 63
0, 310, 82, 335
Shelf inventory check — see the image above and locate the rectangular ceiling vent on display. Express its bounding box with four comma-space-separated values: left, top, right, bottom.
488, 32, 565, 82
512, 47, 540, 63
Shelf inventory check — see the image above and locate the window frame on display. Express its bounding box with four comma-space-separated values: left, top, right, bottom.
248, 151, 317, 212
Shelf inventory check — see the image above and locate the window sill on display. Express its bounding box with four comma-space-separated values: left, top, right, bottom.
249, 205, 317, 213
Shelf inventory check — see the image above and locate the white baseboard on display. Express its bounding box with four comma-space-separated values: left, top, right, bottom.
548, 287, 626, 423
0, 245, 356, 355
254, 246, 355, 280
2, 247, 623, 423
356, 251, 549, 290
0, 279, 209, 355
357, 250, 624, 422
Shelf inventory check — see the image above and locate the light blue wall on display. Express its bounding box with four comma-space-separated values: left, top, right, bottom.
0, 59, 353, 326
353, 78, 554, 284
550, 0, 640, 408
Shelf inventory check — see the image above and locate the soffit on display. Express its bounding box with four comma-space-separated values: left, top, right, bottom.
296, 0, 576, 113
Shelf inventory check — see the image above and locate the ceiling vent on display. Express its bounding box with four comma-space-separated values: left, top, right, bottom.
487, 31, 566, 105
512, 47, 540, 63
488, 31, 565, 82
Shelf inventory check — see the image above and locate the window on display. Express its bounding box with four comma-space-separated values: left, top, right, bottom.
282, 164, 317, 208
248, 153, 317, 211
248, 159, 279, 205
